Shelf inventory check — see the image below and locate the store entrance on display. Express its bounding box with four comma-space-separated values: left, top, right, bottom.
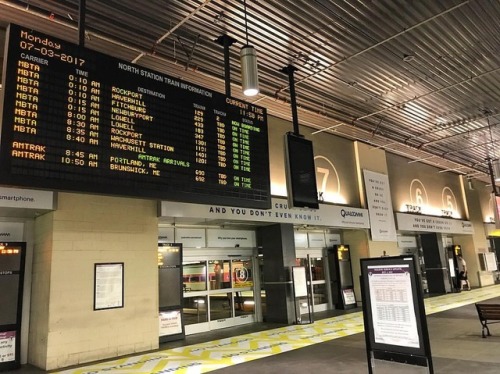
295, 249, 329, 313
182, 251, 257, 335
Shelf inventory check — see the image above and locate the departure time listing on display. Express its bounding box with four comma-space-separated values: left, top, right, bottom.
0, 24, 270, 208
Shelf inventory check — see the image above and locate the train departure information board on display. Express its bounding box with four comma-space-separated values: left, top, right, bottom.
0, 25, 271, 208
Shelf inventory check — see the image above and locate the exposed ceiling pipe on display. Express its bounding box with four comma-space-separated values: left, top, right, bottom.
355, 65, 500, 123
276, 0, 469, 94
131, 0, 213, 64
294, 1, 476, 135
443, 138, 500, 156
0, 0, 143, 52
438, 166, 468, 173
0, 0, 221, 83
0, 0, 487, 182
421, 119, 500, 148
371, 112, 500, 151
78, 0, 86, 46
408, 155, 438, 164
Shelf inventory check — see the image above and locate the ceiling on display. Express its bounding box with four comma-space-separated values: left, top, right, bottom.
1, 0, 500, 187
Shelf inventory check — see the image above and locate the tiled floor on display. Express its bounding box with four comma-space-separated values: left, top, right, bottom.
9, 285, 500, 374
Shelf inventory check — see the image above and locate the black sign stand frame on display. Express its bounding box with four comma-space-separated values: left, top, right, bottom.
0, 242, 26, 372
158, 243, 185, 343
291, 266, 313, 325
360, 255, 433, 374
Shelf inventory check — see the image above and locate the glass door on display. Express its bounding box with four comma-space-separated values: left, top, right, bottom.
182, 256, 256, 334
296, 256, 329, 312
182, 261, 208, 327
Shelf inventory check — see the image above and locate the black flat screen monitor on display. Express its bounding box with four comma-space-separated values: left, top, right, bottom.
284, 132, 319, 209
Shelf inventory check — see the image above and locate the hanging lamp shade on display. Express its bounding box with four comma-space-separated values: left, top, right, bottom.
493, 159, 500, 182
240, 45, 259, 96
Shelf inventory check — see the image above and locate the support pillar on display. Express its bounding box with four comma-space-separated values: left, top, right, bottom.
257, 223, 296, 323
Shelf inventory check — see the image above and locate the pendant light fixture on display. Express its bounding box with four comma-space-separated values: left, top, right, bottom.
240, 0, 259, 96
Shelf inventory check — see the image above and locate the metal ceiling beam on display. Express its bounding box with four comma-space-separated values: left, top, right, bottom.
276, 0, 469, 94
355, 65, 500, 124
78, 0, 86, 46
420, 118, 500, 148
131, 0, 213, 64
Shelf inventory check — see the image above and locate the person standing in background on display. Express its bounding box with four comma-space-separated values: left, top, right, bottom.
457, 255, 471, 291
214, 262, 222, 289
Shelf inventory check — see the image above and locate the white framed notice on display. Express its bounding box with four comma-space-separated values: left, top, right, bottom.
367, 264, 420, 348
292, 266, 308, 297
342, 289, 356, 305
485, 252, 498, 272
159, 310, 183, 337
94, 263, 124, 311
448, 259, 456, 277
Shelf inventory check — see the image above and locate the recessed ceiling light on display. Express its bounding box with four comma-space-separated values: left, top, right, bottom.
403, 54, 415, 62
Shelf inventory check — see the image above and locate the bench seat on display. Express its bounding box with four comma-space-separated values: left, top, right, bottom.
475, 303, 500, 338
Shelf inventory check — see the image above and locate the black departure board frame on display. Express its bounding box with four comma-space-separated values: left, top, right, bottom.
0, 24, 271, 209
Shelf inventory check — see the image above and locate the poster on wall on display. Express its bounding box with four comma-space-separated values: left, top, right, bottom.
485, 252, 498, 272
495, 195, 500, 229
0, 331, 15, 363
94, 263, 124, 310
363, 170, 397, 242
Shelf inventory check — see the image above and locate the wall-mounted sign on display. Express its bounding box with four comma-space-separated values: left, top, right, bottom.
325, 233, 341, 246
206, 229, 256, 247
158, 227, 175, 244
308, 232, 326, 248
0, 187, 54, 210
94, 263, 124, 311
396, 213, 473, 235
174, 228, 206, 248
387, 154, 466, 220
0, 223, 24, 242
363, 170, 397, 241
494, 195, 500, 229
294, 232, 308, 248
485, 252, 498, 272
404, 180, 460, 218
397, 236, 417, 249
160, 197, 370, 229
314, 155, 344, 204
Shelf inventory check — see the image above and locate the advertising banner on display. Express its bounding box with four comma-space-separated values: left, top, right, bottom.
396, 213, 473, 234
363, 170, 397, 241
161, 197, 369, 229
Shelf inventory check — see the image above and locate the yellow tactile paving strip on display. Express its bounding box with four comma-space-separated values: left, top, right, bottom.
57, 284, 500, 374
